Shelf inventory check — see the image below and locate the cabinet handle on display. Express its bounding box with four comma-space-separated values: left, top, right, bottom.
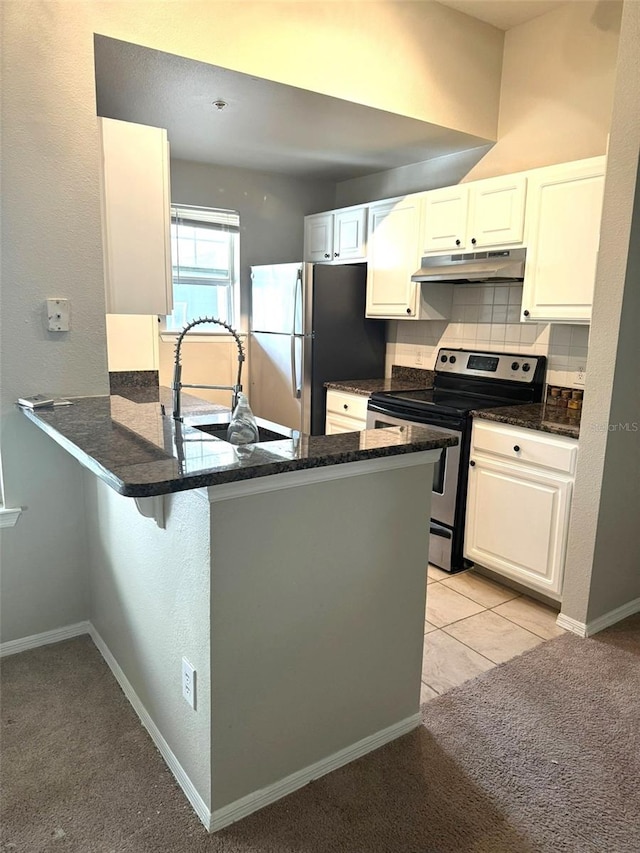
471, 237, 477, 245
469, 460, 476, 467
343, 404, 349, 410
513, 445, 520, 452
523, 309, 530, 317
324, 253, 330, 259
334, 252, 339, 258
455, 239, 461, 246
406, 308, 412, 314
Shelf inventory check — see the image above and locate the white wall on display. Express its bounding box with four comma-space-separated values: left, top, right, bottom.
106, 315, 159, 372
384, 0, 620, 389
89, 1, 504, 141
1, 0, 502, 643
0, 3, 107, 641
561, 0, 640, 626
466, 0, 621, 180
338, 1, 620, 203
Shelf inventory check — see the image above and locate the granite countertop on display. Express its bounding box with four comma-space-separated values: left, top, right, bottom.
20, 387, 457, 498
472, 402, 581, 439
325, 366, 435, 397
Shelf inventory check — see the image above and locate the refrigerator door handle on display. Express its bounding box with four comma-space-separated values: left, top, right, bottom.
291, 335, 302, 399
293, 267, 303, 335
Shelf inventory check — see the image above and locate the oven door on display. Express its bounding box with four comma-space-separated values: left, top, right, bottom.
365, 408, 461, 528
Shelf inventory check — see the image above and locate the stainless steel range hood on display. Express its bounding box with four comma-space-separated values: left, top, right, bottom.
411, 248, 526, 283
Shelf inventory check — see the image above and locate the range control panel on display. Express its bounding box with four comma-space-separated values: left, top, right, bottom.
436, 349, 543, 383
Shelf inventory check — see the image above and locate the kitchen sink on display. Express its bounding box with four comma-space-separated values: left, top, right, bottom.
193, 422, 289, 443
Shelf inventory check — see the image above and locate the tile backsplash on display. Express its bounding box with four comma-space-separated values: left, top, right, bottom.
386, 283, 589, 389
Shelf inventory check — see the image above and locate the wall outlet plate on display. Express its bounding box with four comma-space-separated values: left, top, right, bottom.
574, 366, 586, 387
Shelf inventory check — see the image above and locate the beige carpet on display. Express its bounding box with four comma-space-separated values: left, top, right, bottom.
2, 616, 640, 852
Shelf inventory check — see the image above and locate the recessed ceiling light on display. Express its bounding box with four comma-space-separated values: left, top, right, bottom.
212, 99, 228, 111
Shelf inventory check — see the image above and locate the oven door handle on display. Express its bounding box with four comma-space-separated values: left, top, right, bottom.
366, 400, 465, 431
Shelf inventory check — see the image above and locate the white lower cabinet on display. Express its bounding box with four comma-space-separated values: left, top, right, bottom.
465, 420, 578, 598
325, 389, 369, 434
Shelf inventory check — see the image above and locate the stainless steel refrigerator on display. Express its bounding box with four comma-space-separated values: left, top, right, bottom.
250, 262, 386, 435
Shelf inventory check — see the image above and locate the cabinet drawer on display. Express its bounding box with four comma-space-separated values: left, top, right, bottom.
471, 420, 578, 474
326, 390, 369, 421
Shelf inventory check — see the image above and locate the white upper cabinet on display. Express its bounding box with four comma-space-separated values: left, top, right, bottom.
521, 157, 605, 324
303, 212, 333, 262
421, 174, 527, 255
366, 195, 452, 320
421, 185, 469, 254
99, 117, 173, 316
365, 196, 421, 318
333, 207, 367, 261
304, 206, 367, 263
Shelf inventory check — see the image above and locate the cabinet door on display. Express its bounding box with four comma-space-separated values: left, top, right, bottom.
521, 158, 605, 323
333, 208, 367, 261
468, 175, 527, 249
304, 213, 333, 262
421, 186, 469, 254
99, 118, 172, 315
465, 456, 572, 597
325, 412, 366, 434
366, 198, 421, 318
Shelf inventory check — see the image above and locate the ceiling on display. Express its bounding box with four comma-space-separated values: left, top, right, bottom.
94, 36, 491, 183
436, 0, 566, 30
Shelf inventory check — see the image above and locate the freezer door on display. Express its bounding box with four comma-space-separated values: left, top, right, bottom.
251, 263, 304, 334
250, 332, 303, 432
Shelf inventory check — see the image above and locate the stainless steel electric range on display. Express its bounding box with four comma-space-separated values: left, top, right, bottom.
366, 348, 547, 573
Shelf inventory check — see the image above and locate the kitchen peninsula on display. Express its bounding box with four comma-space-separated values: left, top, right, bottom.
21, 388, 455, 832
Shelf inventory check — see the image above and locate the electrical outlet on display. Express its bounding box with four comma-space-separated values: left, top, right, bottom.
575, 366, 586, 387
47, 298, 70, 332
416, 348, 424, 366
182, 657, 196, 709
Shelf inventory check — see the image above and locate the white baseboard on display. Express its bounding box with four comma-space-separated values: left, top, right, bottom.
555, 613, 588, 637
3, 621, 421, 835
210, 712, 421, 833
557, 596, 640, 637
88, 624, 212, 831
0, 621, 90, 657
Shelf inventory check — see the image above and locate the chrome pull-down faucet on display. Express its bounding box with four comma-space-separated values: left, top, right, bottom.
172, 317, 245, 420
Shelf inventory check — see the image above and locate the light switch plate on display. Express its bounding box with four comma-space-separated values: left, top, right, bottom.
47, 298, 70, 332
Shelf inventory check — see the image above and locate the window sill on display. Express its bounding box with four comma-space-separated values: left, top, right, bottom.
0, 507, 22, 529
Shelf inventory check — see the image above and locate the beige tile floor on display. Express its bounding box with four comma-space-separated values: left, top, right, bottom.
421, 564, 566, 703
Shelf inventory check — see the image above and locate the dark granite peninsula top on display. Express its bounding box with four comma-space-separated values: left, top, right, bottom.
21, 387, 457, 498
325, 366, 435, 397
473, 402, 581, 439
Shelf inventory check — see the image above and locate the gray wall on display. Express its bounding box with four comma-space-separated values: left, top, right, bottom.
561, 0, 640, 626
0, 4, 108, 642
170, 159, 337, 328
86, 475, 212, 809
335, 147, 492, 207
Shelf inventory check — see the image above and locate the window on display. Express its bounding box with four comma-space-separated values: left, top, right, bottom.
164, 205, 240, 333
